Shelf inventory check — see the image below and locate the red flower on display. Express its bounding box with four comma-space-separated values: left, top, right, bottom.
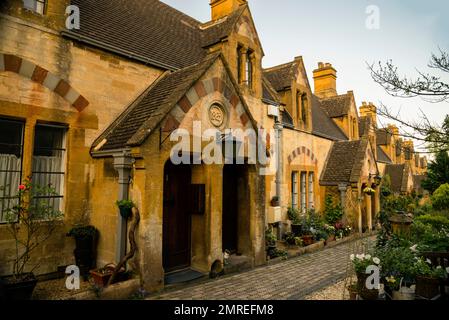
19, 184, 26, 191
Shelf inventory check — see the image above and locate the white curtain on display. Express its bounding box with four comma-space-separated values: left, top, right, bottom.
32, 156, 63, 211
0, 154, 21, 222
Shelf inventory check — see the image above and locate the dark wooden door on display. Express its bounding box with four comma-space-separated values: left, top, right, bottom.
222, 165, 239, 253
163, 163, 192, 273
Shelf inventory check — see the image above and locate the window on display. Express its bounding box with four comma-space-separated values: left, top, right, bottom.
245, 50, 253, 89
308, 172, 314, 209
291, 171, 298, 209
352, 118, 356, 138
237, 45, 243, 84
23, 0, 46, 15
0, 119, 24, 223
32, 124, 66, 212
301, 94, 308, 124
300, 172, 307, 213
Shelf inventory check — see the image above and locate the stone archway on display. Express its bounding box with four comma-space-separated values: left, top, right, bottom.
0, 53, 89, 111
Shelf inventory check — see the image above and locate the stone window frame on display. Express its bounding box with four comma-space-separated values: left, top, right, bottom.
291, 171, 298, 209
31, 122, 68, 214
23, 0, 47, 15
289, 166, 316, 214
0, 117, 25, 223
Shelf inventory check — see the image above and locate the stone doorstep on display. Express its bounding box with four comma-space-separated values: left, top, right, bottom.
66, 278, 141, 300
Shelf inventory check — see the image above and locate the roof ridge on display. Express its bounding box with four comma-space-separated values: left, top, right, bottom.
319, 93, 350, 101
263, 60, 296, 72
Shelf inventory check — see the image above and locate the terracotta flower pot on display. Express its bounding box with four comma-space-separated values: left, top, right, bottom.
301, 235, 314, 246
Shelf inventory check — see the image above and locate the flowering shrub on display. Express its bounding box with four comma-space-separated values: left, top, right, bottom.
4, 178, 63, 279
350, 253, 380, 274
412, 257, 448, 279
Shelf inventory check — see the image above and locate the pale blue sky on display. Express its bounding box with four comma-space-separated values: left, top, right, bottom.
162, 0, 449, 152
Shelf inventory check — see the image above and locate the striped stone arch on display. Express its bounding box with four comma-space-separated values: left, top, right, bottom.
288, 146, 318, 165
0, 53, 89, 112
162, 77, 250, 132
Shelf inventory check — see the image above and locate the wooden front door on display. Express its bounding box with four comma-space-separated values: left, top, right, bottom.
222, 165, 240, 253
163, 162, 192, 273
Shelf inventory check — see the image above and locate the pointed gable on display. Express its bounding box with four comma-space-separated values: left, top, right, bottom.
92, 53, 256, 152
320, 137, 377, 185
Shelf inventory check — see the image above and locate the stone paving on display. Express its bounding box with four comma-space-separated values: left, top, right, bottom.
149, 235, 376, 300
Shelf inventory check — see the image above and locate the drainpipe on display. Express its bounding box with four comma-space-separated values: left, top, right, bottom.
338, 183, 348, 216
274, 111, 283, 238
274, 118, 283, 202
113, 151, 134, 263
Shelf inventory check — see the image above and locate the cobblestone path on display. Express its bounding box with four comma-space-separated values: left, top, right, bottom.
149, 236, 375, 300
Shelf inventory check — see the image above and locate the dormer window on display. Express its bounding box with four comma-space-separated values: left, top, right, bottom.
23, 0, 46, 15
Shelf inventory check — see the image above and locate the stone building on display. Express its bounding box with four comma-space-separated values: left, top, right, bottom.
0, 0, 427, 292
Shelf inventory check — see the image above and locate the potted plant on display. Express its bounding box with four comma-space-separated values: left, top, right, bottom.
412, 257, 447, 299
116, 199, 135, 219
324, 224, 336, 243
284, 232, 303, 247
350, 253, 381, 300
287, 207, 302, 236
363, 187, 376, 196
1, 178, 63, 300
67, 225, 98, 280
265, 228, 277, 251
270, 196, 280, 207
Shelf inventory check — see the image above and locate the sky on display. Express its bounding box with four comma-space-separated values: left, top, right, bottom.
162, 0, 449, 153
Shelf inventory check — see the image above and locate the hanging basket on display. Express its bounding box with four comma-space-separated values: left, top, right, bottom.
119, 207, 133, 220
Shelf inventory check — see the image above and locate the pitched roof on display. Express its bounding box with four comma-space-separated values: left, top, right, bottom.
281, 109, 294, 127
93, 54, 220, 152
320, 138, 369, 185
358, 116, 373, 137
319, 93, 353, 118
376, 128, 392, 145
65, 0, 206, 70
262, 77, 281, 105
263, 61, 298, 91
377, 146, 392, 164
385, 163, 410, 193
311, 95, 348, 141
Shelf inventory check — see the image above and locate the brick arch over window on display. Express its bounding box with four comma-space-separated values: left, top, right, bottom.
0, 53, 89, 112
162, 77, 249, 132
287, 146, 318, 165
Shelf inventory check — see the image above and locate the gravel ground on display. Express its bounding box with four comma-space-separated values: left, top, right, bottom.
304, 280, 351, 300
32, 277, 93, 300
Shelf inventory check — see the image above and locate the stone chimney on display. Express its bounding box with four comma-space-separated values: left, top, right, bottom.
210, 0, 247, 21
359, 102, 377, 125
313, 62, 337, 98
387, 124, 399, 137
